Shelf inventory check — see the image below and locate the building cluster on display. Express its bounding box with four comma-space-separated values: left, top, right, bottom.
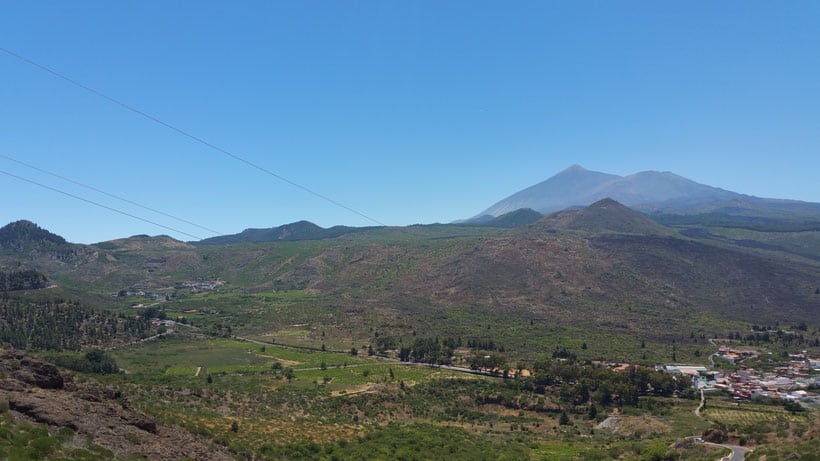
708, 368, 817, 404
118, 282, 161, 299
178, 279, 224, 293
150, 318, 178, 328
713, 347, 756, 364
662, 352, 820, 406
117, 278, 225, 301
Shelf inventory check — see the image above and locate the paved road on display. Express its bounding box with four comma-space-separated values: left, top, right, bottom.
692, 360, 749, 461
705, 442, 748, 461
695, 341, 748, 461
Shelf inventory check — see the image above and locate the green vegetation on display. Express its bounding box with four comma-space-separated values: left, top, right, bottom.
265, 422, 532, 460
0, 408, 114, 460
48, 349, 119, 374
0, 269, 48, 292
0, 296, 152, 351
0, 220, 66, 250
2, 212, 820, 459
90, 336, 728, 459
702, 398, 811, 427
8, 327, 813, 460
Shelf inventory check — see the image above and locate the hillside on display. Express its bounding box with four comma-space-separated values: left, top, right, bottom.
204, 202, 819, 339
0, 350, 233, 460
0, 208, 818, 356
383, 217, 820, 339
0, 269, 49, 291
0, 294, 153, 351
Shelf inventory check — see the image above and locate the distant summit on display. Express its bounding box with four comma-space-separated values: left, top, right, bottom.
476, 165, 620, 218
472, 165, 820, 220
195, 221, 375, 245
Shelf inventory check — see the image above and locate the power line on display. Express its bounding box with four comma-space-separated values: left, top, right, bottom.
0, 47, 387, 227
0, 153, 221, 235
0, 168, 203, 240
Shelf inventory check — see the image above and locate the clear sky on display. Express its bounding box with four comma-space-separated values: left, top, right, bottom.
2, 1, 819, 243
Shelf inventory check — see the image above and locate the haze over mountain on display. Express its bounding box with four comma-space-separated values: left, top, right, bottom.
474, 165, 820, 220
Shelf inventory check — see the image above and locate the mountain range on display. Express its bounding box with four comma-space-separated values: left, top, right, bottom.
2, 197, 819, 334
2, 162, 820, 351
472, 164, 820, 220
190, 165, 820, 246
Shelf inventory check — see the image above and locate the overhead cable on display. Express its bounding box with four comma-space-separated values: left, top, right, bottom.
0, 168, 202, 240
0, 153, 221, 235
0, 47, 387, 227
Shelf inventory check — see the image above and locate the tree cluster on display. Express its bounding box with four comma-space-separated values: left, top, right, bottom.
465, 338, 502, 351
522, 359, 690, 407
467, 353, 506, 372
51, 349, 119, 374
0, 270, 48, 292
398, 337, 454, 364
730, 329, 809, 347
373, 335, 398, 353
0, 220, 66, 251
0, 297, 152, 351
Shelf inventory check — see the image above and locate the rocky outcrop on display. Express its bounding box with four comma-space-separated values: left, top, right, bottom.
0, 350, 233, 460
11, 357, 66, 389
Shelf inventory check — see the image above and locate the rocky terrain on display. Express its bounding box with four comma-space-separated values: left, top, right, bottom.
0, 350, 233, 460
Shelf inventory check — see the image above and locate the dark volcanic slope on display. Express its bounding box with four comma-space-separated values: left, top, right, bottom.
590, 234, 820, 324
389, 203, 820, 330
535, 198, 671, 235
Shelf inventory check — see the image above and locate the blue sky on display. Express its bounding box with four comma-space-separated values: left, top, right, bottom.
2, 1, 819, 243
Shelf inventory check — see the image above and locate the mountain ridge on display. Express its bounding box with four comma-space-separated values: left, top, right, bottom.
194, 220, 379, 245
0, 199, 818, 335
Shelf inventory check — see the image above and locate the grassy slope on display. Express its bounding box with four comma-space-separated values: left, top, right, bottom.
92, 335, 817, 460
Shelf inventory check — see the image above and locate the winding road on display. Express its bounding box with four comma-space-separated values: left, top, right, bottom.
705, 442, 749, 461
694, 340, 750, 461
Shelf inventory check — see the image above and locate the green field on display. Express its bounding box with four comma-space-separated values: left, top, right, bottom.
703, 398, 811, 426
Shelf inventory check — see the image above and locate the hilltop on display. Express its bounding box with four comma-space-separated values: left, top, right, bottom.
532, 198, 671, 235
0, 220, 66, 252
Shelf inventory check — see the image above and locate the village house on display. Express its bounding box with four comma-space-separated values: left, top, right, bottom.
714, 347, 756, 364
